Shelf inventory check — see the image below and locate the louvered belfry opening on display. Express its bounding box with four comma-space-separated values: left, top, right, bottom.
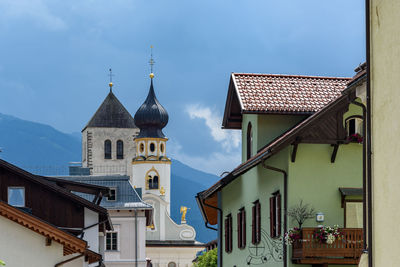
224, 214, 232, 253
269, 192, 281, 238
237, 208, 246, 249
252, 200, 261, 244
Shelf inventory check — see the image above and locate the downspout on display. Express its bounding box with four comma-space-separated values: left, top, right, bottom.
350, 100, 367, 250
261, 161, 287, 267
135, 209, 138, 267
365, 0, 373, 265
55, 253, 85, 267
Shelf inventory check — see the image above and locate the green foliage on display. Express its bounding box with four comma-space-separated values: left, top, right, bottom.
0, 259, 5, 266
193, 248, 217, 267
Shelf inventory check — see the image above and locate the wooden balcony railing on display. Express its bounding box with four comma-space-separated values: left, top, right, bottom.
292, 228, 363, 265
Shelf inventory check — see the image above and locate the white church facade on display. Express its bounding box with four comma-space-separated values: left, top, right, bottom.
76, 69, 203, 267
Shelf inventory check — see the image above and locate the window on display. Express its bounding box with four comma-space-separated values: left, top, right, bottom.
107, 188, 117, 201
160, 143, 164, 153
168, 262, 176, 267
237, 208, 246, 249
150, 142, 155, 152
346, 116, 363, 136
224, 214, 232, 253
252, 200, 261, 244
104, 140, 112, 159
269, 192, 281, 238
8, 187, 25, 207
140, 143, 145, 153
116, 140, 124, 159
147, 175, 159, 189
146, 168, 160, 190
106, 232, 118, 250
247, 122, 253, 160
345, 201, 363, 228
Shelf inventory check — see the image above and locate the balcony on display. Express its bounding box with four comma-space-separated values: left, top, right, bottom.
292, 228, 363, 265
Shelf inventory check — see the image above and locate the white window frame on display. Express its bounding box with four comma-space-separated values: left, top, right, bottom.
105, 231, 119, 251
8, 187, 25, 207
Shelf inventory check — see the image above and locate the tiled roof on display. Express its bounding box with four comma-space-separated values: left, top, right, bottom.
56, 175, 151, 209
83, 91, 136, 131
232, 73, 351, 113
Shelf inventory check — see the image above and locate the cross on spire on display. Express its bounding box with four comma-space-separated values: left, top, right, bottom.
108, 68, 114, 91
149, 45, 155, 77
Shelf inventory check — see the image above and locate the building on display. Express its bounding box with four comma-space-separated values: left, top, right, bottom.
368, 1, 400, 266
132, 73, 204, 267
57, 175, 153, 267
197, 73, 365, 267
0, 159, 112, 266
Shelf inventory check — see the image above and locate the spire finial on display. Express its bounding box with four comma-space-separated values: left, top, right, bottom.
108, 68, 114, 91
149, 45, 155, 79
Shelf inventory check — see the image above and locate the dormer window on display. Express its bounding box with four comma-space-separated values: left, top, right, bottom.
8, 187, 25, 207
247, 122, 253, 160
117, 140, 124, 159
104, 140, 112, 159
107, 188, 117, 201
346, 116, 363, 143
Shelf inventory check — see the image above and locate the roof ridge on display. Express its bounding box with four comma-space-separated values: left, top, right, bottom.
232, 72, 352, 80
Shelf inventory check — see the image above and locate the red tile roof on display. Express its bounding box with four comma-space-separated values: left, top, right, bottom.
232, 73, 351, 113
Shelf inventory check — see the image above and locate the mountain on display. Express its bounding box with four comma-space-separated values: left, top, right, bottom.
0, 113, 218, 243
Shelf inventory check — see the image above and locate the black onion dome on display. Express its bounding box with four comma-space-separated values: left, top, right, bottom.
134, 79, 169, 138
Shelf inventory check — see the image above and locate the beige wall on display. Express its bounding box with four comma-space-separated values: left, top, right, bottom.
0, 216, 85, 267
146, 246, 204, 267
370, 0, 400, 265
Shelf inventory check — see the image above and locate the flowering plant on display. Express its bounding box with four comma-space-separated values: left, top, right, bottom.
313, 225, 343, 244
284, 227, 301, 245
347, 133, 363, 143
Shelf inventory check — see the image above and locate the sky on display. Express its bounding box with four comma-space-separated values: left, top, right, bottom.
0, 0, 365, 175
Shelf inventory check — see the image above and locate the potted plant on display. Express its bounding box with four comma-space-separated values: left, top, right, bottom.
313, 225, 343, 244
347, 133, 363, 143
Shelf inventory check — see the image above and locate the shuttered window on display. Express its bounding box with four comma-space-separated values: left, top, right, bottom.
224, 214, 232, 253
252, 200, 261, 244
269, 192, 281, 238
237, 208, 246, 249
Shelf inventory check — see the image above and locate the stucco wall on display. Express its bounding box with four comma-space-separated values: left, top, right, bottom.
0, 215, 85, 267
146, 246, 204, 267
370, 0, 400, 265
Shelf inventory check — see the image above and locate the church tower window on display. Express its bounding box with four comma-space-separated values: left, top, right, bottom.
117, 140, 124, 159
104, 140, 112, 159
150, 142, 156, 152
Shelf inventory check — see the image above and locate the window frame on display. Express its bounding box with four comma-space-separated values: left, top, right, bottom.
224, 214, 232, 253
345, 115, 363, 136
247, 122, 253, 160
107, 188, 117, 201
116, 140, 124, 159
237, 207, 246, 249
8, 187, 25, 207
269, 192, 281, 238
105, 231, 118, 251
104, 140, 112, 159
252, 200, 261, 244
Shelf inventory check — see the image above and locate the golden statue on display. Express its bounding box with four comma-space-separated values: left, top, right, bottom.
180, 206, 190, 222
159, 186, 165, 196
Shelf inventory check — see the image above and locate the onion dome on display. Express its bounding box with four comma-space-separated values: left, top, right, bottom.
134, 75, 169, 138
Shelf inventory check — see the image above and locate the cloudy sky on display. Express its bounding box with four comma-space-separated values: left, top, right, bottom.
0, 0, 365, 175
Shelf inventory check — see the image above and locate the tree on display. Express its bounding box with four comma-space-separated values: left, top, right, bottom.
193, 248, 217, 267
0, 260, 5, 266
287, 200, 315, 228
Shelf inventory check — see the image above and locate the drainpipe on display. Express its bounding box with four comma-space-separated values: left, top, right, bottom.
261, 161, 287, 267
55, 253, 85, 267
135, 209, 138, 267
365, 0, 373, 265
350, 100, 367, 250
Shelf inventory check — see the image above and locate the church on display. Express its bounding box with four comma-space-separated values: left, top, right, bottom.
72, 64, 203, 267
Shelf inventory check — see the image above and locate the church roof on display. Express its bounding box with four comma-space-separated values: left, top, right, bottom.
83, 90, 136, 131
134, 79, 169, 138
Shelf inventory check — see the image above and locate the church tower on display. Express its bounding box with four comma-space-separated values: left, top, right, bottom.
132, 72, 171, 212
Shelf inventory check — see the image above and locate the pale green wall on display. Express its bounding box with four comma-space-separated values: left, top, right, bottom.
242, 114, 305, 162
221, 149, 289, 267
